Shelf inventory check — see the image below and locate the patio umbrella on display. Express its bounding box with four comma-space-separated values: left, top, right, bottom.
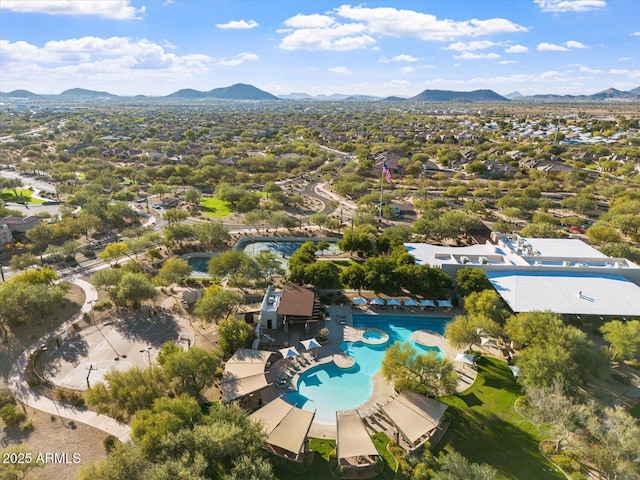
352, 297, 367, 305
436, 299, 453, 308
279, 346, 300, 359
419, 299, 436, 307
300, 338, 321, 351
454, 353, 475, 365
386, 298, 401, 307
369, 297, 385, 306
480, 337, 498, 348
508, 365, 520, 378
402, 298, 418, 307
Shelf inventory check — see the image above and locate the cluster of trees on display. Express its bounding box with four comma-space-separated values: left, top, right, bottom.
81, 397, 272, 480
91, 264, 157, 310
206, 249, 284, 288
0, 268, 68, 338
288, 241, 340, 288
85, 342, 220, 420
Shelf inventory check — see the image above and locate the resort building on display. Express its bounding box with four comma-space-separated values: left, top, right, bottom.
406, 233, 640, 317
257, 285, 321, 332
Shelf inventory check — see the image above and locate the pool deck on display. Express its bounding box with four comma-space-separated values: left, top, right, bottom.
261, 304, 476, 440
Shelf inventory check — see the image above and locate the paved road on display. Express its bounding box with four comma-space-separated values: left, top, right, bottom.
7, 277, 132, 442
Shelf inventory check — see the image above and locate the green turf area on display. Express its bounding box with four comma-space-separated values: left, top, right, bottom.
439, 357, 565, 480
199, 196, 233, 218
0, 188, 44, 204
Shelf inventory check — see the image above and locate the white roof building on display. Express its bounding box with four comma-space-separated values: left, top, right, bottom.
405, 233, 640, 316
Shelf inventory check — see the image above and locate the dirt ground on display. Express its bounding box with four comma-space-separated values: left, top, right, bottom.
0, 406, 109, 480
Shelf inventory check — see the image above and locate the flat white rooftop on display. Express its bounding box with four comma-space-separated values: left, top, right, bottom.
487, 272, 640, 316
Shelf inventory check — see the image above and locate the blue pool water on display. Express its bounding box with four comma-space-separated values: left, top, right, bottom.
284, 314, 450, 424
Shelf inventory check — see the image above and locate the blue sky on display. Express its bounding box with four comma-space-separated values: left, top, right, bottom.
1, 0, 638, 97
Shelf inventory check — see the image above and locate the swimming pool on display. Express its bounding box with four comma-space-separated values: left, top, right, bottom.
284, 314, 450, 424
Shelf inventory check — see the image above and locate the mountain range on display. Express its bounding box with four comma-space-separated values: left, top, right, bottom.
1, 84, 639, 103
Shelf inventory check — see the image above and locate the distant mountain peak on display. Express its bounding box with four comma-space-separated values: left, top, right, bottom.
165, 83, 279, 100
408, 89, 509, 102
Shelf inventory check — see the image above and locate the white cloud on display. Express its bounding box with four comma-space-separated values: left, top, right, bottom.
609, 69, 640, 79
534, 0, 606, 12
329, 66, 353, 75
445, 41, 498, 51
399, 66, 415, 73
454, 52, 500, 60
618, 57, 632, 61
215, 19, 259, 30
284, 13, 334, 28
498, 60, 516, 64
215, 52, 258, 66
570, 64, 603, 73
565, 40, 588, 49
537, 42, 569, 51
335, 5, 527, 40
279, 22, 374, 51
379, 54, 419, 63
278, 5, 527, 51
632, 32, 640, 37
0, 37, 263, 94
505, 45, 529, 53
0, 0, 144, 20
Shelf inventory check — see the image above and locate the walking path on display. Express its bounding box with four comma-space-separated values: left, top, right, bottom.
7, 276, 132, 442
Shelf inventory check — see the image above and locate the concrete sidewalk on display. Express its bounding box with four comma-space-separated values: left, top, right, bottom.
7, 276, 131, 442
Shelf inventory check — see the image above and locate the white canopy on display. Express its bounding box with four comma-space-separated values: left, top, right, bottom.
221, 374, 269, 402
480, 337, 498, 348
221, 348, 272, 402
279, 346, 300, 358
455, 353, 475, 365
300, 338, 321, 351
508, 365, 520, 378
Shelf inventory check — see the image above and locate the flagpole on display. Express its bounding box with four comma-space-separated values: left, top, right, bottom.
379, 163, 384, 220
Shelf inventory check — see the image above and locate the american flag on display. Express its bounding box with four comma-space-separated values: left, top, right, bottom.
382, 161, 392, 182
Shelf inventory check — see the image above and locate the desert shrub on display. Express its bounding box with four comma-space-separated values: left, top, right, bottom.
0, 403, 27, 428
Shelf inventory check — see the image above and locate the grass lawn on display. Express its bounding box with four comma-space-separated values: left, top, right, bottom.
200, 196, 233, 218
0, 188, 44, 204
439, 357, 565, 480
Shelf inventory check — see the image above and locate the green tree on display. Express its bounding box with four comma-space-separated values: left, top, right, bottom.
113, 272, 156, 309
600, 320, 640, 361
254, 250, 285, 281
520, 222, 561, 238
9, 253, 39, 271
586, 223, 621, 245
99, 242, 130, 266
463, 290, 510, 325
217, 316, 254, 357
433, 451, 497, 480
162, 347, 221, 397
195, 221, 230, 250
156, 257, 192, 285
193, 287, 242, 323
0, 445, 44, 480
163, 224, 195, 249
208, 250, 255, 278
163, 208, 189, 225
184, 188, 202, 205
85, 366, 169, 421
445, 315, 479, 351
381, 342, 458, 397
340, 263, 366, 294
456, 268, 493, 296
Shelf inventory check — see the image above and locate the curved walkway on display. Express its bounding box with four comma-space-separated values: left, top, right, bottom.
7, 276, 132, 442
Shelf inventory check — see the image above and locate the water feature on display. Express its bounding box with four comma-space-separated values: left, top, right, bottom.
284, 314, 450, 424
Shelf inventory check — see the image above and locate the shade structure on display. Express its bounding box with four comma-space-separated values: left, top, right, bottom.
336, 412, 379, 461
419, 299, 436, 307
402, 298, 419, 307
221, 373, 269, 402
300, 338, 321, 351
352, 297, 367, 305
436, 299, 453, 308
386, 298, 401, 307
369, 297, 385, 306
480, 337, 498, 348
381, 391, 447, 447
251, 397, 315, 462
279, 346, 300, 358
455, 353, 475, 365
508, 365, 520, 378
221, 349, 272, 402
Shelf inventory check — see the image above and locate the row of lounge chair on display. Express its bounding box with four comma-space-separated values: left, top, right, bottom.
352, 297, 453, 309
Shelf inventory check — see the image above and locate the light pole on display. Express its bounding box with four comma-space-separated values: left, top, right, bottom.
140, 346, 152, 369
